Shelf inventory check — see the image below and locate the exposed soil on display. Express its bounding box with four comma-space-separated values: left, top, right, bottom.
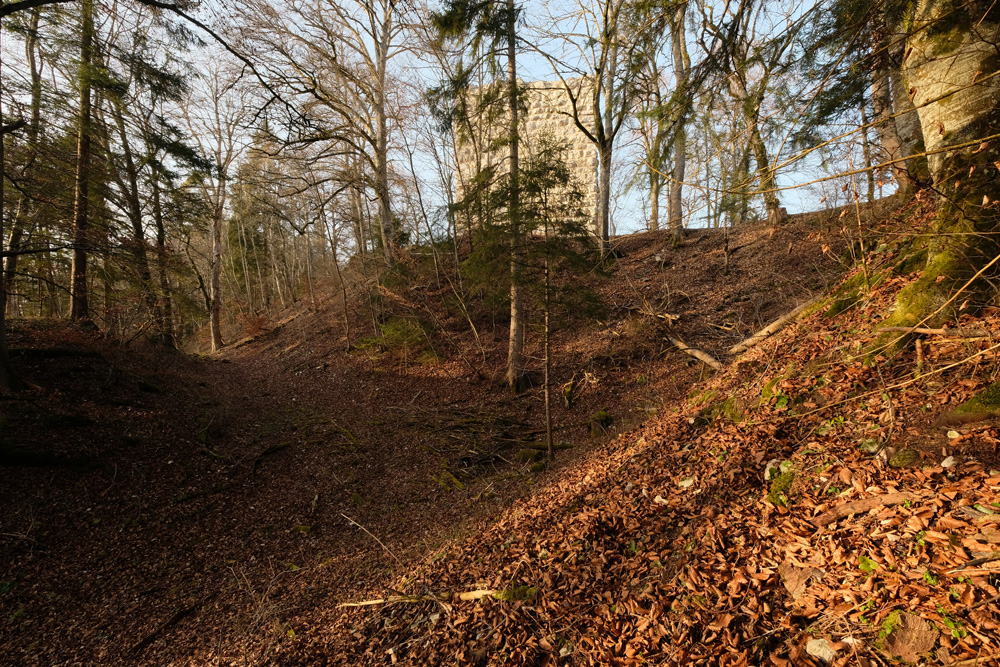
6, 201, 984, 667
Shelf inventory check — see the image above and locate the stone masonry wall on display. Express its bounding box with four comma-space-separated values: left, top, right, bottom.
454, 79, 599, 235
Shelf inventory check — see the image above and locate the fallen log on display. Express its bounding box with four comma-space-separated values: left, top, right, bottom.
729, 296, 822, 355
810, 492, 918, 528
665, 335, 723, 370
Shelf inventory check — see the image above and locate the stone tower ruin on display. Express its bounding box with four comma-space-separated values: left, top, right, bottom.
453, 79, 599, 236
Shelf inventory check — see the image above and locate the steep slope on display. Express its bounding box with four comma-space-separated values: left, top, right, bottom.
2, 206, 881, 666
264, 196, 1000, 666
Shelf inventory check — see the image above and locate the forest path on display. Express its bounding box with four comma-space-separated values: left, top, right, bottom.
0, 320, 550, 666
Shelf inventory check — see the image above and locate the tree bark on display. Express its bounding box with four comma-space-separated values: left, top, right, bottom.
3, 7, 42, 313
150, 167, 174, 347
871, 46, 913, 194
70, 0, 94, 321
0, 27, 25, 390
106, 101, 161, 326
373, 4, 395, 264
889, 37, 930, 188
649, 169, 661, 232
667, 4, 690, 240
210, 201, 224, 351
506, 0, 525, 392
879, 0, 1000, 337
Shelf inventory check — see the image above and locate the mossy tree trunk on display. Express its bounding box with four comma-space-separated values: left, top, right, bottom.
879, 0, 1000, 336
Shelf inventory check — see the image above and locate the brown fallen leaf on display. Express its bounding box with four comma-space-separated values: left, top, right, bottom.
879, 612, 938, 663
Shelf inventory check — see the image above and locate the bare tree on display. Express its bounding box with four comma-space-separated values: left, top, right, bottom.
535, 0, 642, 255
183, 61, 252, 352
242, 0, 408, 264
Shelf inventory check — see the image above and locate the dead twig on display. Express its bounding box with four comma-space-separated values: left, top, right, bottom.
729, 296, 821, 355
665, 335, 723, 370
948, 551, 1000, 573
970, 593, 1000, 610
130, 600, 203, 656
342, 513, 403, 568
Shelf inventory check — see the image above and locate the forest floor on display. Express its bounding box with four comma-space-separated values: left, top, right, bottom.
4, 195, 999, 666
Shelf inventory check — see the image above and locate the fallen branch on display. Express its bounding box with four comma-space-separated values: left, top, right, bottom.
877, 326, 991, 337
627, 305, 679, 324
729, 296, 822, 355
665, 335, 722, 370
338, 589, 496, 609
970, 593, 1000, 610
810, 493, 918, 528
338, 594, 443, 608
948, 655, 999, 667
130, 600, 202, 656
948, 551, 1000, 573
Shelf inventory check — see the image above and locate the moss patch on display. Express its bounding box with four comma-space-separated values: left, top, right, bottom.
939, 380, 1000, 425
888, 448, 919, 468
892, 246, 929, 276
589, 410, 613, 437
767, 471, 795, 506
495, 585, 536, 601
824, 270, 884, 319
698, 397, 744, 424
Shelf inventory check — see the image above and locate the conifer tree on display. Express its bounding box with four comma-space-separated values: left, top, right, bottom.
433, 0, 527, 391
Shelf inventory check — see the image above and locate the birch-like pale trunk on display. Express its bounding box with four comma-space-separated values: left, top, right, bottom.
506, 0, 526, 392
878, 0, 1000, 335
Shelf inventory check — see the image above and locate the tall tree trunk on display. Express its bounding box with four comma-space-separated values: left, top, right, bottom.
879, 0, 1000, 335
871, 45, 914, 194
4, 7, 42, 314
506, 0, 525, 392
210, 195, 224, 351
375, 9, 394, 264
70, 0, 95, 321
150, 169, 174, 347
649, 169, 661, 232
889, 30, 930, 189
0, 30, 26, 391
668, 4, 690, 241
106, 103, 161, 326
596, 38, 618, 254
543, 221, 553, 462
860, 106, 876, 203
748, 120, 783, 224
597, 141, 612, 253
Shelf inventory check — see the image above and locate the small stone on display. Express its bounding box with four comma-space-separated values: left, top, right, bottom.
947, 430, 961, 439
763, 459, 781, 481
625, 482, 634, 492
653, 495, 669, 505
859, 439, 880, 454
941, 456, 957, 468
677, 477, 695, 489
805, 638, 838, 664
877, 446, 895, 466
